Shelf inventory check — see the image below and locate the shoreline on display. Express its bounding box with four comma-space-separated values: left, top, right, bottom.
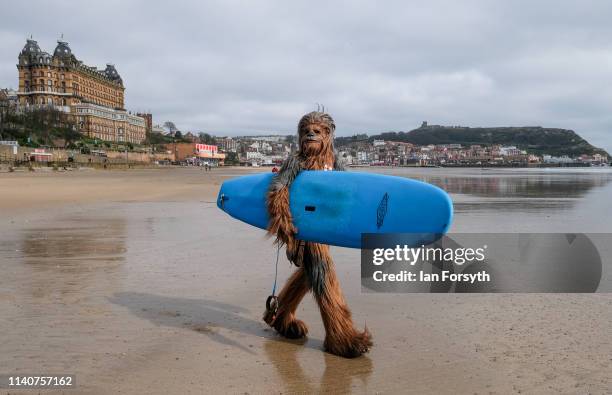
349, 163, 610, 169
0, 166, 262, 215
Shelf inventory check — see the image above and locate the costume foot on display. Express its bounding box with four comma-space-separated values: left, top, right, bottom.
325, 328, 373, 358
275, 318, 309, 339
263, 309, 276, 327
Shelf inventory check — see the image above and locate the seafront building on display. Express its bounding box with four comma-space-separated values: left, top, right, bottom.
217, 137, 238, 152
172, 142, 226, 166
16, 38, 146, 144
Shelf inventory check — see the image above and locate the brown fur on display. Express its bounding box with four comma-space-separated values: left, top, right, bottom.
264, 111, 372, 358
264, 267, 310, 338
267, 186, 298, 253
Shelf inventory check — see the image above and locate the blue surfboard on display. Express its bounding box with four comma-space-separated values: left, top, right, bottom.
217, 171, 453, 248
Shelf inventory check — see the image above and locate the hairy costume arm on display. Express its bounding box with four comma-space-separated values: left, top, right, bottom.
267, 155, 302, 255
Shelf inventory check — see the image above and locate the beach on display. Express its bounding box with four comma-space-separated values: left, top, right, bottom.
1, 167, 611, 394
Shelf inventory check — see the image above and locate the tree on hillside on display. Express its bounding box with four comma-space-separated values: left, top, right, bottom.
225, 151, 239, 165
60, 126, 82, 147
3, 108, 78, 147
147, 131, 168, 145
163, 121, 178, 134
198, 132, 215, 144
146, 130, 176, 152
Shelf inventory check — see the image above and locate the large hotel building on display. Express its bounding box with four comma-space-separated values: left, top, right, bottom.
16, 39, 146, 144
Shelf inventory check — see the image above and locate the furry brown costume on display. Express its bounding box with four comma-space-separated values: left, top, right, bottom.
263, 111, 372, 358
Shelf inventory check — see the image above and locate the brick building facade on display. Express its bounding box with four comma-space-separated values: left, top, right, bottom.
16, 38, 146, 144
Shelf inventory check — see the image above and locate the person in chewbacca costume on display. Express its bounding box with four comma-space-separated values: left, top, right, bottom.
263, 111, 372, 358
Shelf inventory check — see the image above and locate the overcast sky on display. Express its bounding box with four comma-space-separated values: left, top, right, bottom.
1, 1, 611, 152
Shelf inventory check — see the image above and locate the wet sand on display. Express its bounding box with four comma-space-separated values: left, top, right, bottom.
1, 167, 612, 394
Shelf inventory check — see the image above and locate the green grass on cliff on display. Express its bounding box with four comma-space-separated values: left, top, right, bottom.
336, 126, 608, 157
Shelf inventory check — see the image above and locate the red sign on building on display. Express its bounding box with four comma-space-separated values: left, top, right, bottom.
195, 144, 218, 154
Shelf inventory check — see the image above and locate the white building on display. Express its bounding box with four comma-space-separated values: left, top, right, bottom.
357, 151, 369, 163
152, 124, 165, 134
500, 146, 523, 156
543, 155, 576, 164
246, 151, 264, 160
217, 137, 238, 152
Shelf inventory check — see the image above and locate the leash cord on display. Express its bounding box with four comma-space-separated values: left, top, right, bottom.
272, 244, 280, 296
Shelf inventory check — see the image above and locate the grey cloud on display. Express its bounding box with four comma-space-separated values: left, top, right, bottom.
0, 0, 611, 152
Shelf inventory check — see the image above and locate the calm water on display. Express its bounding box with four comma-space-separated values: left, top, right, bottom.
361, 167, 612, 232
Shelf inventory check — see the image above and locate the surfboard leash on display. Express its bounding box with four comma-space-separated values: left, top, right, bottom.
265, 244, 281, 316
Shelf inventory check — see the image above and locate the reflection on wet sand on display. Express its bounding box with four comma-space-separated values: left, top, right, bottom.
16, 217, 126, 300
363, 167, 612, 213
264, 340, 373, 394
366, 168, 612, 197
453, 199, 575, 213
418, 174, 611, 198
0, 214, 129, 381
21, 220, 126, 264
111, 292, 373, 392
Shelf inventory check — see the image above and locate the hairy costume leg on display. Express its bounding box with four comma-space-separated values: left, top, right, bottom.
266, 182, 309, 338
264, 266, 310, 339
306, 243, 373, 358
